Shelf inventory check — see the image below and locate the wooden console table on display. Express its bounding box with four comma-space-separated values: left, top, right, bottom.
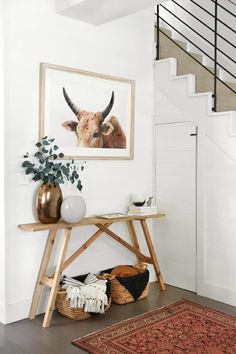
19, 213, 165, 328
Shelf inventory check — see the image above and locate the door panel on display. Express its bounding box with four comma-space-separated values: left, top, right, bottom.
155, 123, 197, 292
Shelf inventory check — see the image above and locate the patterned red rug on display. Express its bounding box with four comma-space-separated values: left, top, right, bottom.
72, 299, 236, 353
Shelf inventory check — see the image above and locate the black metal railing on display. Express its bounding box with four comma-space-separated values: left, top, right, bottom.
155, 0, 236, 112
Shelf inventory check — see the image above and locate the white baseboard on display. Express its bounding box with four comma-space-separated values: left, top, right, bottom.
198, 282, 236, 307
0, 304, 6, 324
5, 293, 49, 324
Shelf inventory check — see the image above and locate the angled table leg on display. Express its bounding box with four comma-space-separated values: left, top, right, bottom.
29, 229, 58, 320
42, 228, 72, 328
140, 219, 165, 291
127, 220, 142, 263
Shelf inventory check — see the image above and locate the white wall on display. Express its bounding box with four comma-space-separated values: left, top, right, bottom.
0, 0, 6, 324
204, 136, 236, 304
4, 0, 154, 323
159, 0, 236, 82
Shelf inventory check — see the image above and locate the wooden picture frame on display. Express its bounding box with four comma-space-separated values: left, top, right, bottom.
39, 63, 135, 160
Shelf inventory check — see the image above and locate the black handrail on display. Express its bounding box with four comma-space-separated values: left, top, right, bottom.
158, 15, 236, 80
227, 0, 236, 5
160, 5, 213, 47
156, 0, 236, 112
160, 4, 236, 64
171, 0, 214, 33
171, 0, 236, 49
190, 0, 236, 34
210, 0, 236, 17
156, 26, 236, 96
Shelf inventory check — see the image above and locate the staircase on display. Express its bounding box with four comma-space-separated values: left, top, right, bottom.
159, 28, 236, 112
155, 0, 236, 113
154, 0, 236, 158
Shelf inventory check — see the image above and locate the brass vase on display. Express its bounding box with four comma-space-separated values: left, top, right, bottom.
36, 183, 63, 224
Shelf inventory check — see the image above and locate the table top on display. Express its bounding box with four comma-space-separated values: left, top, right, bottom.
18, 213, 165, 232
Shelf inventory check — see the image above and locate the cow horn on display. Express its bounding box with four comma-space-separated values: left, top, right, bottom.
102, 91, 114, 120
63, 87, 80, 117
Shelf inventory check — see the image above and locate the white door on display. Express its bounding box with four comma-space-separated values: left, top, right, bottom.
155, 123, 197, 292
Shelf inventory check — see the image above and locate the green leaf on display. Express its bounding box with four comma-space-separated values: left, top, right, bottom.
22, 161, 31, 167
25, 167, 35, 175
77, 180, 82, 191
54, 178, 64, 184
53, 163, 61, 170
58, 153, 64, 158
35, 152, 42, 158
47, 162, 53, 169
81, 166, 84, 171
39, 158, 44, 164
40, 172, 46, 179
36, 142, 42, 147
42, 136, 48, 140
52, 154, 57, 160
53, 145, 59, 151
48, 174, 55, 182
42, 148, 48, 154
33, 173, 41, 181
61, 165, 68, 175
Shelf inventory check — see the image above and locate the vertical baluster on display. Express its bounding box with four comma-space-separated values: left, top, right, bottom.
156, 5, 160, 60
213, 0, 218, 112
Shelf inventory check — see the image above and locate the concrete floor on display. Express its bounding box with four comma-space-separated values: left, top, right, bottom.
1, 283, 236, 354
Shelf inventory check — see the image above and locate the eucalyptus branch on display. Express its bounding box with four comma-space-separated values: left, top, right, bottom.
22, 136, 85, 191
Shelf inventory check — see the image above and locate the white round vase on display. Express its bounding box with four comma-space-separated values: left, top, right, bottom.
60, 196, 86, 223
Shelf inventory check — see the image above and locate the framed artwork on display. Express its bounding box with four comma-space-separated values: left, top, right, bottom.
39, 63, 135, 160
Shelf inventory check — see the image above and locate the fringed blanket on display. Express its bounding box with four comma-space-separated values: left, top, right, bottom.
62, 273, 108, 314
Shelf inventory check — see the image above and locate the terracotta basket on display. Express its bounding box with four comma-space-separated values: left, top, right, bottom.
101, 265, 150, 305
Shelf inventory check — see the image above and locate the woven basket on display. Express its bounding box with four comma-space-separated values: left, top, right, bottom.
101, 265, 149, 305
56, 274, 111, 320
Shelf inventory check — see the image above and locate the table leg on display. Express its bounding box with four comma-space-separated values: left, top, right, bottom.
140, 219, 165, 291
127, 220, 142, 264
29, 229, 58, 320
42, 228, 72, 328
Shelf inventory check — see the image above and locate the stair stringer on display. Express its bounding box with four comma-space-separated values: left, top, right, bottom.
154, 58, 236, 306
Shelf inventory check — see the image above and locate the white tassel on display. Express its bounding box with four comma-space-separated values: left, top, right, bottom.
62, 273, 108, 314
